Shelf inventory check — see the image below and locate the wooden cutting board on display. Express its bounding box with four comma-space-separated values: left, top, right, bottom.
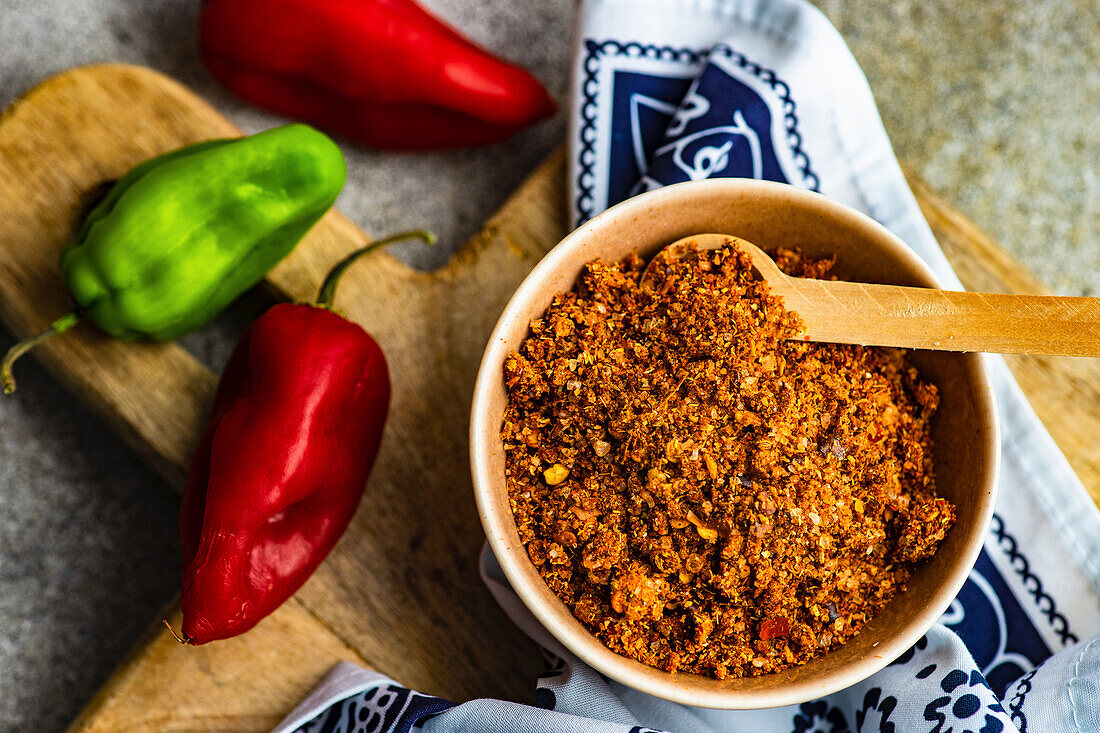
0, 65, 1097, 733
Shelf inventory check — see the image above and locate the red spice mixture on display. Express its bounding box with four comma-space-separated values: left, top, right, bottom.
501, 241, 956, 678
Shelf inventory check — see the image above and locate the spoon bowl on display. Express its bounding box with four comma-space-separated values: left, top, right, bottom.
639, 232, 781, 289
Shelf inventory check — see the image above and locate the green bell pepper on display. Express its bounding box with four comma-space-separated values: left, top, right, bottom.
2, 123, 346, 393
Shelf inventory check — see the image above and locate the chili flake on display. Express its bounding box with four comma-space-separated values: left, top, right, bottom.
501, 241, 955, 678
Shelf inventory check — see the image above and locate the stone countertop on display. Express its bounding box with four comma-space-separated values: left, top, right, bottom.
0, 1, 1096, 730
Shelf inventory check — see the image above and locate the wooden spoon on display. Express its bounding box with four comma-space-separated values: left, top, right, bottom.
644, 234, 1100, 356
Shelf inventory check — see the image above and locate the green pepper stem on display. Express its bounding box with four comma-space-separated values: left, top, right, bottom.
1, 311, 81, 395
316, 229, 437, 308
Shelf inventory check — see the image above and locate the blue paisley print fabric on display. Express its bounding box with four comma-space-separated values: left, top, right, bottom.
276, 1, 1100, 731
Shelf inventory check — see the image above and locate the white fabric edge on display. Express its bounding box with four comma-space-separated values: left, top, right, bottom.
271, 662, 395, 733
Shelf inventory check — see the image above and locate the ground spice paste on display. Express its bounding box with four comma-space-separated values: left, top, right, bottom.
501, 240, 956, 678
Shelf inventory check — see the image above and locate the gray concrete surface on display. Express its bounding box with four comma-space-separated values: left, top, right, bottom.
0, 0, 1097, 730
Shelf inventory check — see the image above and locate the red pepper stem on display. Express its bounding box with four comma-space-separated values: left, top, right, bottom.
162, 619, 192, 645
315, 229, 437, 309
1, 310, 81, 395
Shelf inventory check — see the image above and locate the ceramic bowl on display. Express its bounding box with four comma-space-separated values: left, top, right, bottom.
470, 179, 998, 709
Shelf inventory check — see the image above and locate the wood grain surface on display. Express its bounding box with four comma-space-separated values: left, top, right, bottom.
0, 65, 1095, 732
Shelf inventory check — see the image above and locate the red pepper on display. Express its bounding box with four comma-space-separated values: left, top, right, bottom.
177, 230, 434, 644
199, 0, 556, 150
759, 617, 791, 641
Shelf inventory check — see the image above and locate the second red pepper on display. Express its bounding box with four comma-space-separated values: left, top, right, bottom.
179, 231, 433, 643
199, 0, 556, 150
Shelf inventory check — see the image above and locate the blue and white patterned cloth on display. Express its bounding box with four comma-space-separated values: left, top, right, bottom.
275, 1, 1100, 731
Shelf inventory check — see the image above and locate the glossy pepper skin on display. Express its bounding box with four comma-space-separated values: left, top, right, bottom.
177, 231, 432, 644
1, 124, 346, 395
179, 304, 388, 643
198, 0, 556, 150
62, 124, 346, 340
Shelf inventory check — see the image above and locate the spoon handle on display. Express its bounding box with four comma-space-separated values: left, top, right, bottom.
780, 279, 1100, 356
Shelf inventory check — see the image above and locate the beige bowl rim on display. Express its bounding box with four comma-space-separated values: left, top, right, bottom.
470, 178, 999, 709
